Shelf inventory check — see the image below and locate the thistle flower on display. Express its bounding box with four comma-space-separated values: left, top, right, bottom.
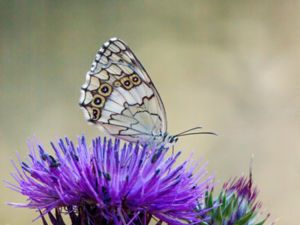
8, 136, 211, 225
197, 175, 270, 225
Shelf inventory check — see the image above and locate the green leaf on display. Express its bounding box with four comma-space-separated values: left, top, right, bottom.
215, 205, 223, 223
223, 197, 234, 218
207, 190, 214, 208
232, 194, 239, 209
220, 192, 227, 211
253, 218, 267, 225
199, 222, 209, 225
205, 190, 210, 205
233, 211, 254, 225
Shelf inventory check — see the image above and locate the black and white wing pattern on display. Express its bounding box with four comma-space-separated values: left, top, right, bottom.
79, 37, 167, 145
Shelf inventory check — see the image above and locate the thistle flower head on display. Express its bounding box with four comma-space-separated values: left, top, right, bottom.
198, 175, 270, 225
8, 136, 211, 225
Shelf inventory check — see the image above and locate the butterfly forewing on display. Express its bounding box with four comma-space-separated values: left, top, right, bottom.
79, 38, 167, 144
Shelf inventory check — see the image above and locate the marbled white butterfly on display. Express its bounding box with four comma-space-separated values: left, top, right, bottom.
79, 38, 213, 149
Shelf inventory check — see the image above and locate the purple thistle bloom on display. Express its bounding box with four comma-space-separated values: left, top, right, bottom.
8, 136, 212, 225
198, 174, 270, 225
223, 175, 259, 212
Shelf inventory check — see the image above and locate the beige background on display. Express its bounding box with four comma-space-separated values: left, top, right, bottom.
1, 1, 299, 224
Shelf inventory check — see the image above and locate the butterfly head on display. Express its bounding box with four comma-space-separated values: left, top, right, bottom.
162, 133, 179, 145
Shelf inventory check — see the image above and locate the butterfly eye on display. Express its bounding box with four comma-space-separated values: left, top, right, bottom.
113, 80, 121, 87
92, 95, 105, 108
130, 74, 142, 86
120, 77, 133, 90
98, 83, 112, 97
91, 107, 101, 120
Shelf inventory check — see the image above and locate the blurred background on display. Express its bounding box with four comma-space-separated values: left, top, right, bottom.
1, 1, 299, 224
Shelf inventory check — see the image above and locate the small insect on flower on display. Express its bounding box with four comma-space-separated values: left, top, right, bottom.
197, 174, 271, 225
7, 136, 212, 225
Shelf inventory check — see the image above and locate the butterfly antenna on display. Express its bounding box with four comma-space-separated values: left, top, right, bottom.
174, 126, 203, 137
176, 131, 217, 137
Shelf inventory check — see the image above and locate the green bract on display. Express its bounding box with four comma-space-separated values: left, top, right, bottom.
197, 176, 270, 225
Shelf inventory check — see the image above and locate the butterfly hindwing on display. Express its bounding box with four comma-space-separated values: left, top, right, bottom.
79, 38, 167, 144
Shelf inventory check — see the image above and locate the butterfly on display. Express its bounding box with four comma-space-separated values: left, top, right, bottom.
79, 37, 213, 149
